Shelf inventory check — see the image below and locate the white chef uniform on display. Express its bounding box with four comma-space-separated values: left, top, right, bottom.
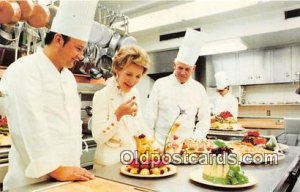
146, 28, 210, 145
0, 1, 97, 189
214, 71, 239, 117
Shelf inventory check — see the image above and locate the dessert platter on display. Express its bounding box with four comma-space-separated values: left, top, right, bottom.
190, 141, 257, 188
120, 134, 177, 178
210, 111, 244, 131
228, 131, 285, 164
164, 137, 214, 164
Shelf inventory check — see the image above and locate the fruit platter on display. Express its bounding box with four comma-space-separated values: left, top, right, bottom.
120, 134, 177, 178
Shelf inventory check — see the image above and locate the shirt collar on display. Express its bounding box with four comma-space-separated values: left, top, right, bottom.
171, 72, 192, 86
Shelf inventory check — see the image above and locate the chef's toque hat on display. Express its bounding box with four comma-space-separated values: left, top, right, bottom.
175, 28, 205, 66
51, 0, 98, 42
215, 71, 229, 90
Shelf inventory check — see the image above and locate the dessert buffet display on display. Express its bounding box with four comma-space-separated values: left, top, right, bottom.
180, 138, 213, 155
211, 111, 244, 131
228, 131, 284, 164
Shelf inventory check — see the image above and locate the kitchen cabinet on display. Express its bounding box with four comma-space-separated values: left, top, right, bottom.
253, 49, 273, 84
273, 47, 292, 83
210, 53, 237, 85
237, 51, 254, 85
237, 50, 273, 85
292, 45, 300, 82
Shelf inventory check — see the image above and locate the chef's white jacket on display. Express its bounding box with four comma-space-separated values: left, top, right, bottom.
145, 74, 210, 145
213, 93, 239, 118
92, 77, 151, 166
0, 50, 82, 190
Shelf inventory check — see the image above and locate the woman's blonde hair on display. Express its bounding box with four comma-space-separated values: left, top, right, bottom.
112, 45, 151, 76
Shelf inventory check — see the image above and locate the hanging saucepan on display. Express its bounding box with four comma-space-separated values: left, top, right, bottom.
0, 24, 15, 45
45, 4, 58, 29
18, 0, 34, 22
27, 3, 50, 28
95, 51, 113, 79
107, 32, 121, 57
0, 0, 21, 24
117, 35, 137, 50
89, 21, 113, 47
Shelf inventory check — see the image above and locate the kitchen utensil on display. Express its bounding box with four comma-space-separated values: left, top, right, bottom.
0, 24, 14, 45
45, 4, 58, 29
27, 2, 50, 28
90, 66, 102, 79
89, 21, 113, 47
107, 32, 121, 57
0, 0, 21, 24
18, 0, 34, 21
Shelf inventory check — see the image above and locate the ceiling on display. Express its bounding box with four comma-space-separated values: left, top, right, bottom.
99, 1, 300, 50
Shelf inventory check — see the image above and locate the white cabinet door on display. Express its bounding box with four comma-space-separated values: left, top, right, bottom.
292, 45, 300, 82
220, 53, 237, 85
273, 47, 292, 83
210, 54, 237, 85
237, 51, 254, 85
253, 50, 273, 84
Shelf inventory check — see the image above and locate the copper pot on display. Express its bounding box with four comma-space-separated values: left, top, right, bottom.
27, 3, 50, 28
0, 0, 21, 24
18, 0, 34, 21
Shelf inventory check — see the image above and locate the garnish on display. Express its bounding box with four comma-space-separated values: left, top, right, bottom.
163, 106, 186, 153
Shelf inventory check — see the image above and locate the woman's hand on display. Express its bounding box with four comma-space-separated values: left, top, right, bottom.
115, 96, 137, 121
49, 166, 95, 181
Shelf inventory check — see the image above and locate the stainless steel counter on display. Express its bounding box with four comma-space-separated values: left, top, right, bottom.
6, 147, 300, 192
92, 146, 300, 192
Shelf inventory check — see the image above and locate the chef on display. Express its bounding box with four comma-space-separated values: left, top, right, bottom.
0, 1, 97, 190
145, 28, 210, 145
213, 71, 239, 118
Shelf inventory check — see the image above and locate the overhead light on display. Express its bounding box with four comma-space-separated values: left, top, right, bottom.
199, 38, 248, 56
128, 9, 181, 32
128, 0, 259, 32
169, 0, 259, 20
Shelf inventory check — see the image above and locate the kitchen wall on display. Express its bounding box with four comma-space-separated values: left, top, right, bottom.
133, 3, 300, 52
132, 2, 300, 119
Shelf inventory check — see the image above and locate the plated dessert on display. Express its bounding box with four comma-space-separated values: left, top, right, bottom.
120, 134, 177, 177
190, 141, 257, 188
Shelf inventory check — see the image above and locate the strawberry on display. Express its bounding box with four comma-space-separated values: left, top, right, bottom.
129, 159, 140, 168
247, 131, 259, 137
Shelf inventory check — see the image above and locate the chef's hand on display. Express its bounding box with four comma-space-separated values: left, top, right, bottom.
49, 166, 95, 182
115, 96, 137, 121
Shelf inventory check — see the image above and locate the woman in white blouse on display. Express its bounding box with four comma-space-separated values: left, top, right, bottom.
92, 45, 151, 166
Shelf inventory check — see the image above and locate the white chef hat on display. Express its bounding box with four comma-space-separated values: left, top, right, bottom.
215, 71, 229, 90
51, 0, 98, 42
175, 28, 205, 66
